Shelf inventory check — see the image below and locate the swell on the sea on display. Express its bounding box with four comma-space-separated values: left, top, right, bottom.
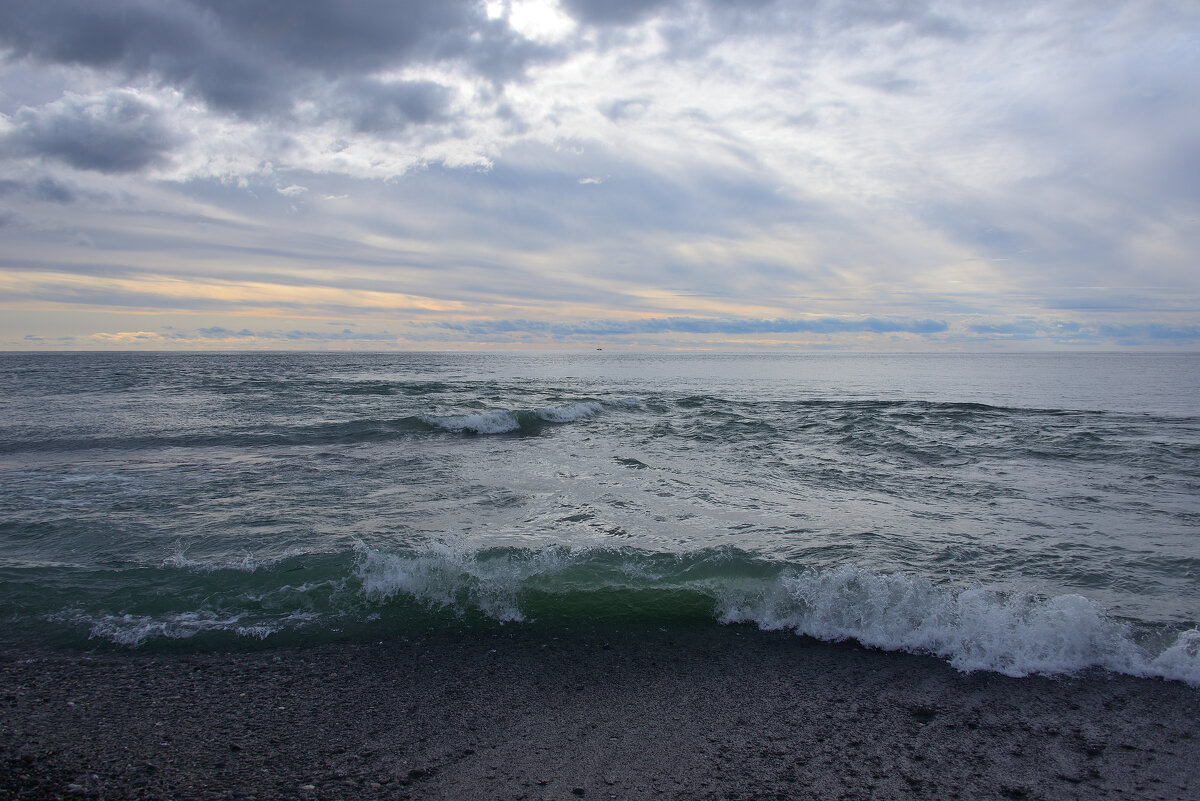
26, 544, 1200, 687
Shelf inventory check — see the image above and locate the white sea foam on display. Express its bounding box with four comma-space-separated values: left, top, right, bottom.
1147, 628, 1200, 682
433, 410, 521, 434
534, 401, 604, 422
64, 540, 1200, 686
354, 546, 1200, 684
714, 563, 1200, 685
71, 611, 276, 647
163, 546, 287, 573
354, 540, 580, 622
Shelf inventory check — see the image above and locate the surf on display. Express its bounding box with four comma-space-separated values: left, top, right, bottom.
30, 543, 1199, 686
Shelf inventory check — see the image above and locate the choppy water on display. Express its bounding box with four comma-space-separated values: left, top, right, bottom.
1, 351, 1198, 683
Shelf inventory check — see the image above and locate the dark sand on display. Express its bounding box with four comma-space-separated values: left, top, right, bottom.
2, 624, 1197, 800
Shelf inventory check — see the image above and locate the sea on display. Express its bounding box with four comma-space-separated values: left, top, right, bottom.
1, 351, 1198, 685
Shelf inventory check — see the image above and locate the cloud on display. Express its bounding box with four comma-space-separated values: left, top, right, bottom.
2, 91, 178, 173
964, 319, 1090, 343
849, 71, 921, 95
1, 0, 1198, 350
0, 176, 77, 202
1099, 324, 1200, 343
0, 0, 548, 119
439, 316, 949, 338
21, 333, 75, 343
968, 321, 1042, 336
957, 319, 1200, 347
331, 78, 455, 134
600, 97, 651, 122
562, 0, 676, 26
184, 326, 399, 343
0, 0, 273, 114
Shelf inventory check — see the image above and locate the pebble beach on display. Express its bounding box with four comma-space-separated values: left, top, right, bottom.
3, 624, 1197, 801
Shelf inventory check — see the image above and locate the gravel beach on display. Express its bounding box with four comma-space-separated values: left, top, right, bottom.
2, 624, 1197, 800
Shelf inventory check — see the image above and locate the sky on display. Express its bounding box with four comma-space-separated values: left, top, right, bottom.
1, 0, 1198, 351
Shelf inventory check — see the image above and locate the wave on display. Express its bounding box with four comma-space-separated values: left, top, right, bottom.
42, 545, 1198, 686
713, 563, 1199, 682
354, 546, 1200, 684
424, 400, 606, 435
0, 400, 617, 453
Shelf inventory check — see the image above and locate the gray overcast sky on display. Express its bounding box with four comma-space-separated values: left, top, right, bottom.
1, 0, 1198, 350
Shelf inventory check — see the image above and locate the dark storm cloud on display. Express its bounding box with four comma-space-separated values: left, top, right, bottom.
191, 0, 469, 71
460, 17, 563, 85
0, 0, 550, 118
0, 0, 278, 114
2, 92, 178, 173
0, 0, 195, 66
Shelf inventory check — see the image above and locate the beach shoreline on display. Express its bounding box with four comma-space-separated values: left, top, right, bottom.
2, 624, 1197, 800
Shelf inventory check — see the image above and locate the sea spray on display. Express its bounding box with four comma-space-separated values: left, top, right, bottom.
714, 563, 1200, 683
27, 540, 1200, 685
350, 545, 1200, 685
355, 541, 580, 622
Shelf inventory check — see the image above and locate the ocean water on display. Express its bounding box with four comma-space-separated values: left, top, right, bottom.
1, 351, 1198, 684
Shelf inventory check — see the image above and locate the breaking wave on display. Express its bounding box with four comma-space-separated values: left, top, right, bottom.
355, 546, 1200, 684
712, 563, 1200, 682
58, 545, 1196, 685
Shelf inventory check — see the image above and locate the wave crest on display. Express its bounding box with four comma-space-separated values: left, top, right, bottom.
426, 400, 606, 434
715, 563, 1199, 683
354, 541, 572, 622
354, 546, 1200, 684
56, 544, 1200, 686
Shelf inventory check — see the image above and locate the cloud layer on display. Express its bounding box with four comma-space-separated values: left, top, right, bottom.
1, 0, 1198, 349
